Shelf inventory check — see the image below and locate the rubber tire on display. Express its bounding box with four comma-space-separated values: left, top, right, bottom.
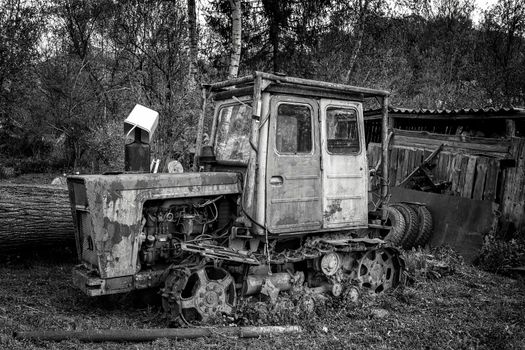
392, 203, 419, 250
382, 206, 406, 246
410, 204, 433, 247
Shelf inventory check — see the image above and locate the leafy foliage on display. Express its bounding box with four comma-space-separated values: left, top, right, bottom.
0, 0, 524, 173
478, 233, 525, 273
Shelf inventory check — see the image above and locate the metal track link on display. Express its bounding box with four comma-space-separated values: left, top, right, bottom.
258, 234, 384, 265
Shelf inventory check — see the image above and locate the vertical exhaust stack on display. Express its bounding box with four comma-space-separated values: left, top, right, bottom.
124, 104, 159, 172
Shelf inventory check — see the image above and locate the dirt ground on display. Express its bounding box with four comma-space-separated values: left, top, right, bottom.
0, 249, 524, 350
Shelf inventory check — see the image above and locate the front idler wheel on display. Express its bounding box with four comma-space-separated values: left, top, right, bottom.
178, 266, 236, 324
162, 266, 236, 325
356, 248, 400, 293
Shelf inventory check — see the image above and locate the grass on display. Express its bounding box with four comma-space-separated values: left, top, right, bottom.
0, 249, 524, 350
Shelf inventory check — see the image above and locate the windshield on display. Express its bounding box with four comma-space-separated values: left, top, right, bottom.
215, 103, 252, 163
326, 107, 360, 154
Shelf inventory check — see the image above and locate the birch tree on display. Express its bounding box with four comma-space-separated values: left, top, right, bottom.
345, 0, 371, 83
228, 0, 242, 78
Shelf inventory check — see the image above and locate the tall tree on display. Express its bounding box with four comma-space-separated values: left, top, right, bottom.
41, 0, 117, 170
228, 0, 242, 78
261, 0, 292, 72
110, 1, 200, 168
345, 0, 372, 83
480, 0, 525, 105
0, 0, 43, 157
187, 0, 198, 87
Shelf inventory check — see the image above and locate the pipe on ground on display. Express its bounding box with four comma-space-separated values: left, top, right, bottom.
243, 272, 294, 296
13, 326, 302, 343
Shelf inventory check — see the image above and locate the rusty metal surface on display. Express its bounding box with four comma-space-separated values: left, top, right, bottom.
365, 106, 525, 120
69, 172, 241, 190
320, 99, 368, 229
388, 106, 525, 117
390, 187, 497, 262
181, 242, 260, 264
67, 172, 242, 279
72, 264, 169, 296
266, 95, 322, 233
207, 71, 390, 98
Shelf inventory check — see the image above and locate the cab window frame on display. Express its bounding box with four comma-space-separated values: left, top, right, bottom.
213, 101, 253, 163
325, 105, 361, 156
274, 102, 314, 156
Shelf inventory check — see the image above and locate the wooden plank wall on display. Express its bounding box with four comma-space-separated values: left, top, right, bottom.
368, 137, 525, 232
500, 138, 525, 231
367, 143, 500, 202
364, 120, 382, 145
392, 129, 511, 158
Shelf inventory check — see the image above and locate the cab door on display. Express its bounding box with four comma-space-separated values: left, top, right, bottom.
319, 99, 368, 228
266, 96, 322, 233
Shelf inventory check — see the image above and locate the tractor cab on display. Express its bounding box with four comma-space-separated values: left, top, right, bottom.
200, 72, 390, 236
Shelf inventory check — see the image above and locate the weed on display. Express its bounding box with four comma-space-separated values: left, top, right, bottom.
478, 234, 525, 274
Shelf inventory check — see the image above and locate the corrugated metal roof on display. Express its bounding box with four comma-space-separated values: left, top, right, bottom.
388, 107, 525, 115
365, 107, 525, 119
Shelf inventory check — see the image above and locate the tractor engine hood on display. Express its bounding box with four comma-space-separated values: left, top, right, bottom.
68, 172, 243, 196
67, 172, 242, 279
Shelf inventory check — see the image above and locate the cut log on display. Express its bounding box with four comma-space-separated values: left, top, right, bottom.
0, 183, 75, 253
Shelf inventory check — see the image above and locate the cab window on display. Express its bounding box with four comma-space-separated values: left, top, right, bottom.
276, 103, 312, 154
326, 107, 360, 154
215, 103, 252, 163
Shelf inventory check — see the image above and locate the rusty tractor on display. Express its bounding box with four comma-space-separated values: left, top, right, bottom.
67, 72, 404, 324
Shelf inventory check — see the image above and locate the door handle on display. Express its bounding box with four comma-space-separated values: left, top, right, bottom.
270, 176, 283, 185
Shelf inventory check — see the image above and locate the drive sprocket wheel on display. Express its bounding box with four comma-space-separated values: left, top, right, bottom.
356, 248, 400, 293
162, 266, 236, 324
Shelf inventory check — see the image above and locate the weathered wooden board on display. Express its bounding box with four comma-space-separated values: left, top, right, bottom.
407, 148, 416, 179
389, 147, 398, 187
500, 138, 525, 231
395, 147, 406, 186
462, 156, 478, 198
367, 143, 502, 202
483, 158, 499, 202
392, 129, 511, 158
391, 187, 497, 262
472, 157, 488, 200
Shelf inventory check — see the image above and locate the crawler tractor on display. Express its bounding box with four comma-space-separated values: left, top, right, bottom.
67, 72, 403, 324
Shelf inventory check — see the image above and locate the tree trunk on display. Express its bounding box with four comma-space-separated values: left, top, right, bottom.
187, 0, 198, 88
269, 16, 280, 73
0, 184, 75, 253
228, 0, 242, 79
345, 0, 370, 84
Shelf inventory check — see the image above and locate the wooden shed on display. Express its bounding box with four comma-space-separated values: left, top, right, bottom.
366, 107, 525, 236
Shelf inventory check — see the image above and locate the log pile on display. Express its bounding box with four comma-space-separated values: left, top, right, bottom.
0, 183, 75, 253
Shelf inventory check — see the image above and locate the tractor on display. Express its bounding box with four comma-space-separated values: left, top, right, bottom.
67, 72, 403, 324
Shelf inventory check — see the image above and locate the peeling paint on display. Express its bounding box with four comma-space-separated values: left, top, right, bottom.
69, 172, 242, 279
275, 215, 298, 226
106, 181, 124, 205
104, 217, 136, 245
324, 199, 343, 221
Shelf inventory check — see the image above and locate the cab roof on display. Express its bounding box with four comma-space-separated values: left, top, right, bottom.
205, 71, 390, 101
